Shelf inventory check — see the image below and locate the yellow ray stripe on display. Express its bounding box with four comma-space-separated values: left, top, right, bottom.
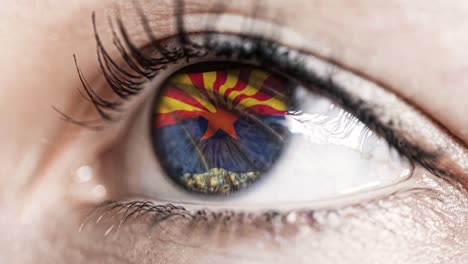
226, 70, 270, 109
171, 73, 197, 86
217, 70, 241, 102
203, 72, 217, 102
236, 95, 288, 111
170, 74, 217, 113
156, 96, 209, 113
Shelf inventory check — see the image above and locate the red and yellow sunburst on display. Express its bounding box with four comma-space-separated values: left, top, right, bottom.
155, 68, 288, 140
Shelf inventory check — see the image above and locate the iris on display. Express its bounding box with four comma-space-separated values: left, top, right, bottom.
152, 64, 293, 195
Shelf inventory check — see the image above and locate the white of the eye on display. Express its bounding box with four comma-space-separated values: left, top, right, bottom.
224, 86, 412, 205
127, 84, 412, 207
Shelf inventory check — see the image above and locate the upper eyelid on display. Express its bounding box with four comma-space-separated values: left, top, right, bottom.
72, 7, 467, 187
323, 65, 468, 184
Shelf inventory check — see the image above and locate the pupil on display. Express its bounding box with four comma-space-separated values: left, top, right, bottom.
152, 64, 292, 195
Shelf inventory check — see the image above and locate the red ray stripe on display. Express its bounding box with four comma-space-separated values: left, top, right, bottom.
232, 74, 285, 107
256, 74, 285, 100
161, 86, 210, 112
223, 69, 251, 104
155, 111, 204, 128
249, 105, 288, 116
188, 73, 213, 102
213, 71, 228, 94
188, 72, 204, 87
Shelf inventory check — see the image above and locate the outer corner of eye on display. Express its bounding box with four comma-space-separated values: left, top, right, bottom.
123, 60, 413, 209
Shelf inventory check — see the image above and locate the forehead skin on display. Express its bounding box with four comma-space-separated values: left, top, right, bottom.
0, 0, 467, 264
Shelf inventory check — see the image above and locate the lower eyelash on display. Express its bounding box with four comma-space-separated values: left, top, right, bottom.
79, 182, 445, 245
81, 200, 320, 240
70, 181, 467, 264
90, 200, 299, 227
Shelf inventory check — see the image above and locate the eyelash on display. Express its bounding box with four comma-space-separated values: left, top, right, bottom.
71, 7, 424, 158
80, 187, 436, 238
64, 1, 462, 208
70, 7, 357, 130
56, 3, 468, 237
88, 200, 293, 227
82, 200, 321, 239
73, 14, 307, 124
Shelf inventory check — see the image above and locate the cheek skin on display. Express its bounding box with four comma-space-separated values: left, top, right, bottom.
2, 170, 466, 264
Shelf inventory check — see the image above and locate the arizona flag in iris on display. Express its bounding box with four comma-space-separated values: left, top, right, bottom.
153, 67, 291, 195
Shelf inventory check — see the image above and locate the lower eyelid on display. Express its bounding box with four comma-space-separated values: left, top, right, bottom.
72, 6, 464, 223
75, 171, 467, 262
80, 167, 464, 231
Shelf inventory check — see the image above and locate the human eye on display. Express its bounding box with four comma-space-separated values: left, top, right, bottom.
65, 1, 468, 259
121, 59, 414, 206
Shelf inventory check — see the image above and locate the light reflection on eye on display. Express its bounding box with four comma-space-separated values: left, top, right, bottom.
147, 62, 413, 201
75, 6, 419, 205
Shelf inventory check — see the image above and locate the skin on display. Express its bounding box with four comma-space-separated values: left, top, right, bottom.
0, 0, 467, 263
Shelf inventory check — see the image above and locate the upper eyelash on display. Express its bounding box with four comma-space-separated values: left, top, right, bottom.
64, 0, 458, 180
66, 2, 304, 127
73, 15, 203, 124
81, 184, 439, 237
81, 200, 316, 235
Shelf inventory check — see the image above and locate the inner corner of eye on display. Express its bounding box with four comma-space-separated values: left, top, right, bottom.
145, 61, 413, 202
